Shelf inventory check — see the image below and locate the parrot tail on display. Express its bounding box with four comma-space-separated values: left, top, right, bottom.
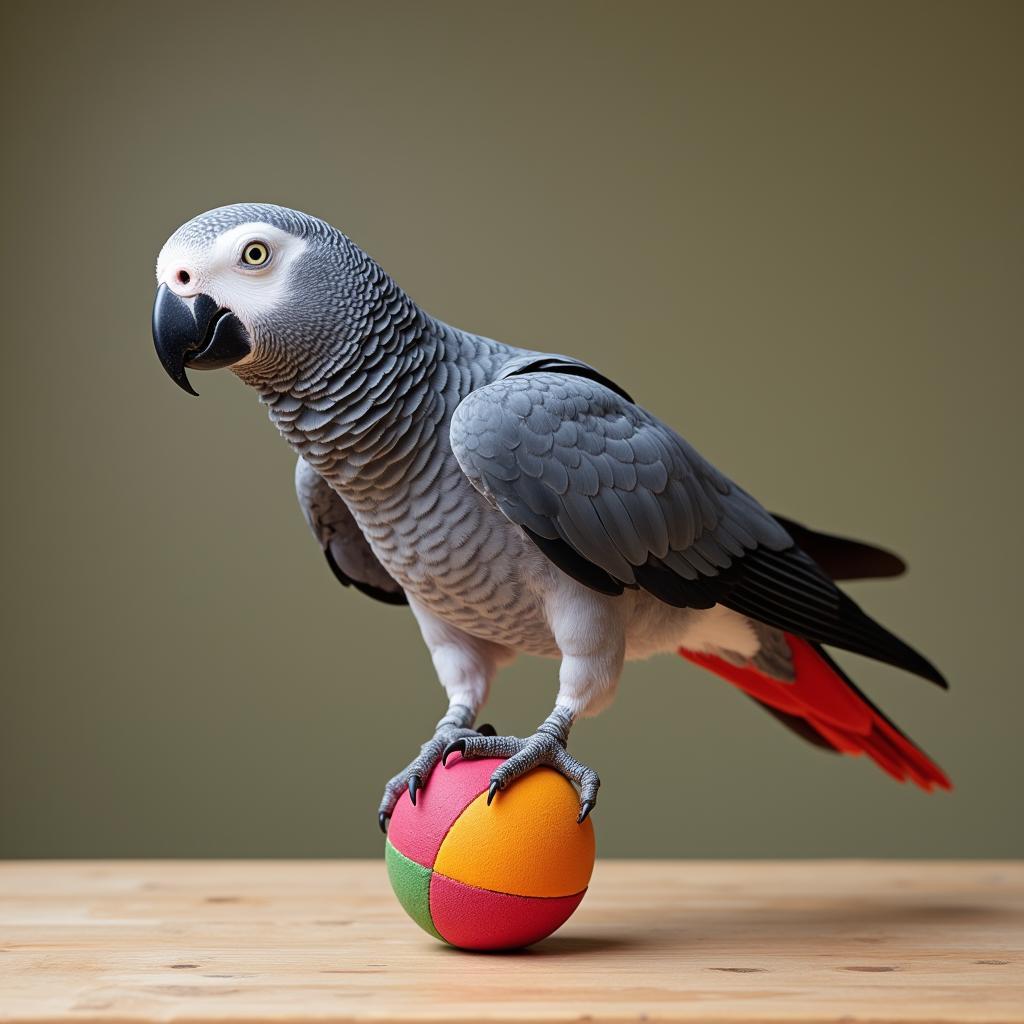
679, 634, 951, 791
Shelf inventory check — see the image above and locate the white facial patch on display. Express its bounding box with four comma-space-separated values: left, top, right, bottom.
156, 222, 309, 331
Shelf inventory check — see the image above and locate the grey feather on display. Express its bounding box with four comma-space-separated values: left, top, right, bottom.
294, 457, 407, 605
450, 369, 790, 597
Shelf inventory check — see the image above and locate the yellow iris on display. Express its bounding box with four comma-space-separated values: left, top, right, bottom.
241, 241, 269, 266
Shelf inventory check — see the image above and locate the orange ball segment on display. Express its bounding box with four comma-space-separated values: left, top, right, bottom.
385, 754, 596, 950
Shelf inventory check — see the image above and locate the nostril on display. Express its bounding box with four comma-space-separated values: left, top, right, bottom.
176, 269, 191, 286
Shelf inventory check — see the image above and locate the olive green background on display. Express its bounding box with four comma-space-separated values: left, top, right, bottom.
1, 1, 1020, 859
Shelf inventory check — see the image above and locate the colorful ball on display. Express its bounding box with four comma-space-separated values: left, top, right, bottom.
384, 754, 596, 950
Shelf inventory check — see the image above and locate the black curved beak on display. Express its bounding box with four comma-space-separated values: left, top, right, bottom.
152, 284, 251, 396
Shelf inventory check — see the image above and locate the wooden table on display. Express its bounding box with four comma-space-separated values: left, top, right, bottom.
1, 861, 1021, 1023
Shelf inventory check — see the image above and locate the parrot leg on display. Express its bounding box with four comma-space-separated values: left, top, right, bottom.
377, 703, 495, 833
441, 706, 600, 823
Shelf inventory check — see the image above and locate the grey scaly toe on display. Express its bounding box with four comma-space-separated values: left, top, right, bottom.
442, 707, 600, 823
377, 705, 495, 832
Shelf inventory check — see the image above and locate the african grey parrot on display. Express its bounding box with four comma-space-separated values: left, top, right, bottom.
152, 203, 950, 831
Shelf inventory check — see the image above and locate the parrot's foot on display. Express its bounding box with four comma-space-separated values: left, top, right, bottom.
441, 707, 600, 823
377, 704, 495, 833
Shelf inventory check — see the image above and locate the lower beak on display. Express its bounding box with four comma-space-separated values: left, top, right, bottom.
152, 284, 251, 396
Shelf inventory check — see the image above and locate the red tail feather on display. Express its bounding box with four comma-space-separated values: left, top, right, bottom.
679, 633, 951, 791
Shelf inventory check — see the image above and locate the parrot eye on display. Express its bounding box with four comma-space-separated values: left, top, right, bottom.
241, 241, 270, 267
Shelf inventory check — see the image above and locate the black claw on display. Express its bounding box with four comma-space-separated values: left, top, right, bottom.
408, 775, 422, 806
477, 722, 496, 736
577, 800, 596, 824
378, 812, 390, 834
487, 779, 501, 805
441, 739, 466, 766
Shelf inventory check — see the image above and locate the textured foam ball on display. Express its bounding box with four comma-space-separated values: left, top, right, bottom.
384, 754, 596, 950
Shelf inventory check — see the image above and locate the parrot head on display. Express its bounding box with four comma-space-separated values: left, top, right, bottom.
153, 203, 381, 395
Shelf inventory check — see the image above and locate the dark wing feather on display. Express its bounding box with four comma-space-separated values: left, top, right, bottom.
697, 546, 944, 686
451, 364, 944, 687
495, 352, 636, 402
770, 514, 906, 580
295, 458, 407, 606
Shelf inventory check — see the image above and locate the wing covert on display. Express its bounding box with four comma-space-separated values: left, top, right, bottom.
450, 370, 790, 597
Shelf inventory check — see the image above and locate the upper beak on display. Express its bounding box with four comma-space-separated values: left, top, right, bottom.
152, 284, 251, 396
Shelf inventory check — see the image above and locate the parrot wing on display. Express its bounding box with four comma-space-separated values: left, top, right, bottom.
295, 457, 407, 605
450, 364, 944, 686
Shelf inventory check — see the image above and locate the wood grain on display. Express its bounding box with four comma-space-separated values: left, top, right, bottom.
1, 860, 1021, 1024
